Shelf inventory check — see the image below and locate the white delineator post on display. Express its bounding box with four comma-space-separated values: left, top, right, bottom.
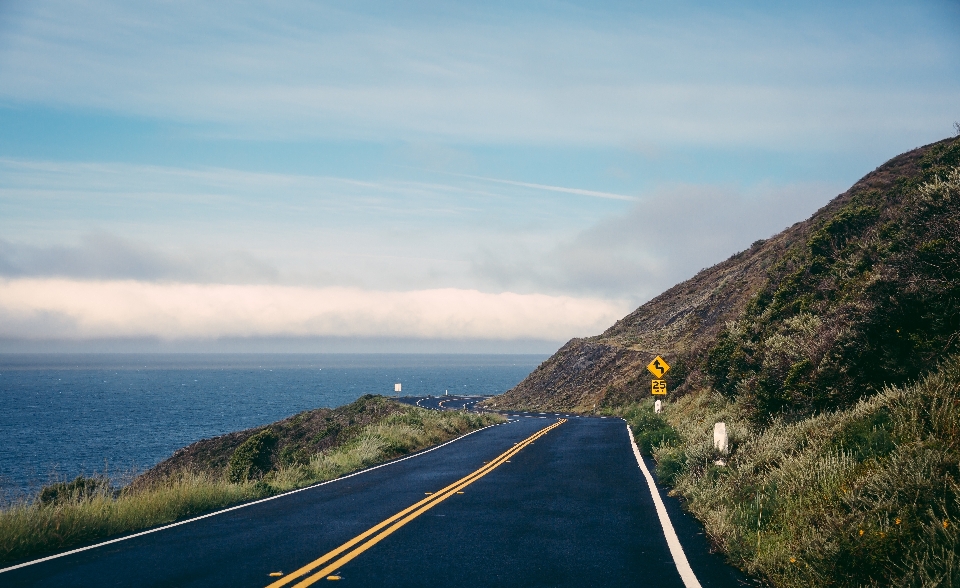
713, 422, 728, 454
654, 399, 662, 414
394, 383, 401, 398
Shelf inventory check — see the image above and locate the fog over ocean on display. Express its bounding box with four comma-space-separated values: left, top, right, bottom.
0, 353, 545, 499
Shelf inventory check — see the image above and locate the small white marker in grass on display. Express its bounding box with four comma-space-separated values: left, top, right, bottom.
714, 422, 728, 465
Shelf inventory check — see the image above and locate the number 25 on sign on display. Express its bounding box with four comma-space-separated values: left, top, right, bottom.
651, 380, 667, 395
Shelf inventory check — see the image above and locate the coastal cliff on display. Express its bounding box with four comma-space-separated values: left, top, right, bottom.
490, 136, 960, 419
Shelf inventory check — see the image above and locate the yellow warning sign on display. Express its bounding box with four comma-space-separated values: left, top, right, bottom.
647, 356, 671, 379
652, 379, 667, 395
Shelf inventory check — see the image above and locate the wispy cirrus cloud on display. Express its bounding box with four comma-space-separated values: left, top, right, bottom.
443, 173, 638, 201
0, 1, 955, 148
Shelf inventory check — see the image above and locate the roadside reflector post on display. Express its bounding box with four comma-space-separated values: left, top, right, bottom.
394, 383, 401, 398
714, 422, 728, 465
654, 399, 662, 414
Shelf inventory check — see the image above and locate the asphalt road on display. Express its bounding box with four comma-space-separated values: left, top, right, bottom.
405, 394, 489, 412
3, 398, 748, 587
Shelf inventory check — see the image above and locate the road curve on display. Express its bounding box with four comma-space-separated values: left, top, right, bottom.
3, 399, 747, 587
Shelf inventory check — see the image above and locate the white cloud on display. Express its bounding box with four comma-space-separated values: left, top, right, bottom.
0, 232, 281, 283
470, 180, 846, 301
0, 278, 631, 341
0, 1, 955, 148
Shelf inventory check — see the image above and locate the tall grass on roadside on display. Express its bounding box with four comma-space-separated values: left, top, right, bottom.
0, 408, 503, 567
637, 355, 960, 587
617, 402, 682, 455
0, 471, 260, 568
265, 409, 500, 492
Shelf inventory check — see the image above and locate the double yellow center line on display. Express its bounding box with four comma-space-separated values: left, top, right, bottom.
266, 419, 566, 587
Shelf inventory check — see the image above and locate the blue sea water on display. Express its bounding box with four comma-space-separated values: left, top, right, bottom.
0, 353, 545, 499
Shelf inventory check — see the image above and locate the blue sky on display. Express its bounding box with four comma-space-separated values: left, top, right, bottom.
0, 0, 958, 352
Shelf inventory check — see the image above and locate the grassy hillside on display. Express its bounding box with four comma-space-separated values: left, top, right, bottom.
704, 143, 960, 421
624, 355, 959, 587
136, 394, 413, 485
490, 136, 960, 420
0, 396, 502, 566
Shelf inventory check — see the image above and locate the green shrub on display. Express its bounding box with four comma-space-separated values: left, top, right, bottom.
622, 402, 681, 455
228, 429, 278, 483
655, 447, 687, 487
832, 406, 896, 461
37, 476, 114, 507
277, 444, 310, 467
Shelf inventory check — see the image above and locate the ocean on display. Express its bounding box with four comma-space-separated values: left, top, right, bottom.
0, 353, 545, 499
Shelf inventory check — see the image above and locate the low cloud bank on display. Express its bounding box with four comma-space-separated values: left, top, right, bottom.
0, 279, 630, 342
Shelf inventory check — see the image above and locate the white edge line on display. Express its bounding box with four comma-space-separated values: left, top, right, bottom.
626, 423, 703, 588
0, 419, 512, 574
